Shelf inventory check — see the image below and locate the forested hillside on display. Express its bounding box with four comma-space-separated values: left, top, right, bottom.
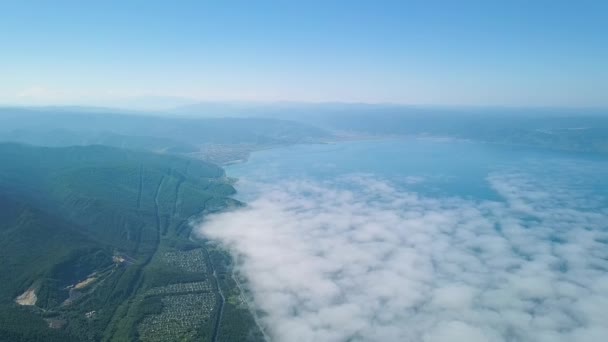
0, 143, 263, 341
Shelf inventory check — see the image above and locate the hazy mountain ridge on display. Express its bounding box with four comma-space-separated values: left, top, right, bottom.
3, 105, 607, 157
174, 103, 608, 155
0, 107, 330, 146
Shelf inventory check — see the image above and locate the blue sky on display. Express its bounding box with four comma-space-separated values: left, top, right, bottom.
1, 0, 606, 107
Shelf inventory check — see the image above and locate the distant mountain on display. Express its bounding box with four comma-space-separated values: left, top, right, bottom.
176, 102, 608, 155
0, 107, 330, 149
292, 106, 608, 154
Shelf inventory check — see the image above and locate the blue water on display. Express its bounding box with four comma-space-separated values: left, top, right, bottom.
226, 137, 608, 202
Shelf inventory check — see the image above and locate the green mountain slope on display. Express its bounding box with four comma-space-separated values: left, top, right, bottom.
0, 143, 261, 342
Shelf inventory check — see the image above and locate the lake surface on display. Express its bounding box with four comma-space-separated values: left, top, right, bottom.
200, 138, 608, 342
227, 138, 608, 202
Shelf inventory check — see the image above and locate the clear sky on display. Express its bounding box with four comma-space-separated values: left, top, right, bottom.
1, 0, 607, 108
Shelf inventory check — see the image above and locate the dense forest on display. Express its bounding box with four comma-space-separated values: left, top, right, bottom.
0, 143, 263, 341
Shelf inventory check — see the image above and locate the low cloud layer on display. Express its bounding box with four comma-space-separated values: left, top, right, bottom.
197, 173, 608, 342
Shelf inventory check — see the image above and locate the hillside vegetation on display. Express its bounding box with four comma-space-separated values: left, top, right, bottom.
0, 143, 262, 341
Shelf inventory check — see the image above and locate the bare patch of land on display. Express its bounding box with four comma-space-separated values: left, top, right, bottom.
15, 288, 37, 306
74, 276, 97, 290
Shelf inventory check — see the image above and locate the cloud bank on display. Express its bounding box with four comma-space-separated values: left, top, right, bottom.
197, 173, 608, 342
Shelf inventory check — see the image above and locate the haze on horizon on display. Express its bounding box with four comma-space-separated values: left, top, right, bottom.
1, 0, 607, 109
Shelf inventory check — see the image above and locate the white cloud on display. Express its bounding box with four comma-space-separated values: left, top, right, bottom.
196, 173, 608, 342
